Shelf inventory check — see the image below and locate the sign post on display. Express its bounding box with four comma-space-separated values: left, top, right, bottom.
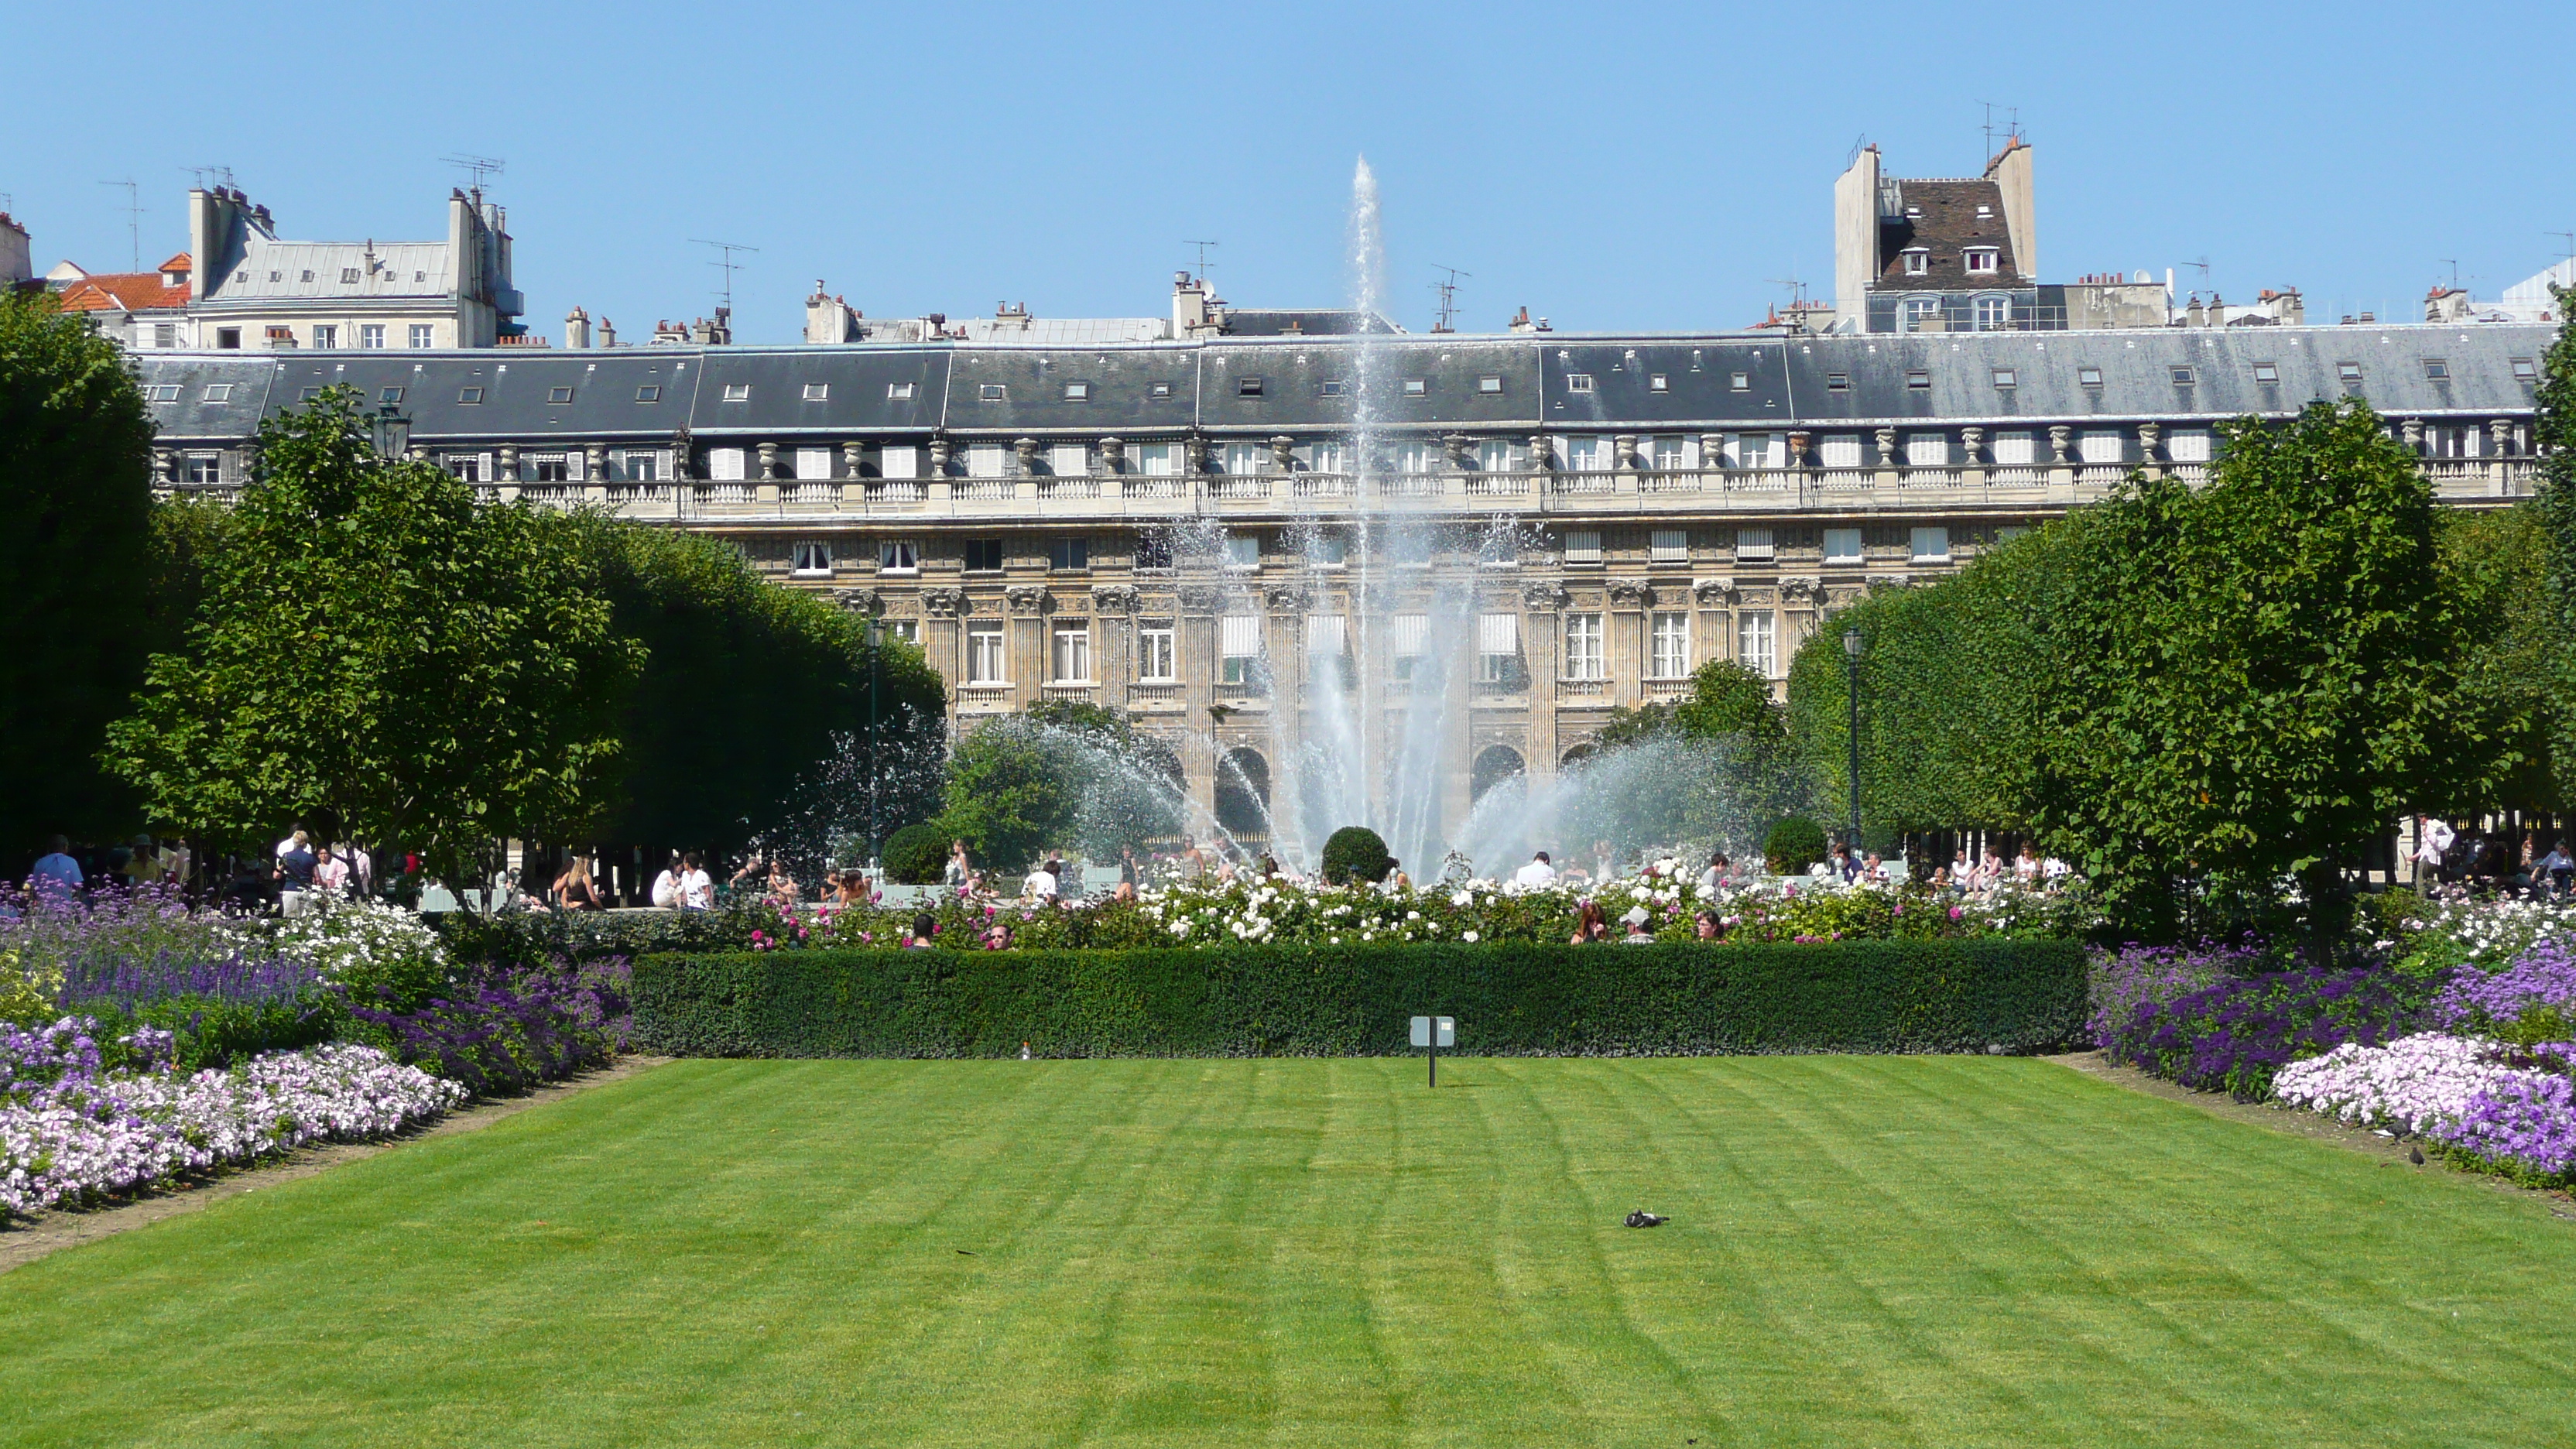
1409, 1016, 1455, 1088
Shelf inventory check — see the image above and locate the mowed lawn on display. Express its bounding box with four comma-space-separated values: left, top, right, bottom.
4, 1058, 2574, 1448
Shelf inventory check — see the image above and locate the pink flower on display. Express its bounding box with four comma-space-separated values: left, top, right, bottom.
1893, 903, 1904, 916
1949, 906, 1963, 920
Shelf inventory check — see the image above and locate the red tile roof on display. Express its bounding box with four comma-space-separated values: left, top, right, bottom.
56, 272, 190, 313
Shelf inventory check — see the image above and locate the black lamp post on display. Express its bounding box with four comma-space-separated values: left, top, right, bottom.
370, 401, 410, 461
1841, 625, 1864, 855
866, 616, 885, 870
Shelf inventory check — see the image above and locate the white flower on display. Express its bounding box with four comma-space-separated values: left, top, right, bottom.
1406, 910, 1421, 921
1462, 930, 1478, 943
1451, 891, 1473, 907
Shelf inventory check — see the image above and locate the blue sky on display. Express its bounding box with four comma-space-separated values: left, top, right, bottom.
9, 0, 2570, 344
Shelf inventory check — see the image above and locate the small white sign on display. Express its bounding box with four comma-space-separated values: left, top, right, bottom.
1410, 1016, 1454, 1048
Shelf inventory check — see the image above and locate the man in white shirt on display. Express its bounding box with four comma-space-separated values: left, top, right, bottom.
1023, 862, 1059, 899
1512, 851, 1557, 888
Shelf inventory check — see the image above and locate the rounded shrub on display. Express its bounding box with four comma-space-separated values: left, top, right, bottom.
882, 823, 950, 885
1321, 826, 1393, 886
1763, 817, 1828, 875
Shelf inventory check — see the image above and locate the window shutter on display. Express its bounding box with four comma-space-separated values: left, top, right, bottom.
1392, 614, 1427, 656
1307, 615, 1347, 653
1478, 613, 1519, 654
1220, 615, 1261, 657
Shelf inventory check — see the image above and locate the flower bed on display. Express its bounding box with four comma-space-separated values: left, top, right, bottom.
2100, 964, 2430, 1100
1, 1018, 463, 1219
2276, 1035, 2576, 1187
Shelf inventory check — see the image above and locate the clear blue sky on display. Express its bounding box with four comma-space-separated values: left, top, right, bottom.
9, 0, 2570, 344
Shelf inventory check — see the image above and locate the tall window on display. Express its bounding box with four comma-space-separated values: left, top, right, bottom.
1567, 436, 1611, 472
1477, 613, 1521, 683
1223, 441, 1264, 475
1562, 529, 1601, 564
963, 539, 1005, 572
1902, 298, 1939, 332
1649, 529, 1689, 564
965, 444, 1007, 479
1818, 434, 1862, 468
1649, 613, 1690, 679
1131, 442, 1178, 476
1049, 537, 1090, 571
1824, 528, 1863, 564
1477, 439, 1524, 472
1650, 437, 1688, 471
1735, 526, 1775, 560
880, 445, 920, 479
1220, 615, 1262, 687
359, 324, 385, 349
967, 626, 1006, 684
1738, 612, 1776, 679
528, 454, 571, 483
1051, 627, 1091, 683
620, 450, 661, 481
1394, 440, 1438, 474
1135, 530, 1173, 570
795, 448, 832, 481
1732, 433, 1780, 469
1391, 613, 1427, 680
312, 325, 338, 349
879, 540, 920, 574
1973, 296, 2009, 331
1136, 625, 1176, 681
183, 452, 222, 485
1304, 440, 1345, 474
792, 541, 831, 576
1050, 444, 1088, 477
1910, 526, 1951, 562
1223, 533, 1260, 570
409, 324, 434, 348
1564, 614, 1605, 680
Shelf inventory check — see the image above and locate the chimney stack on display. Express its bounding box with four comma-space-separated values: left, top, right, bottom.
598, 317, 616, 348
565, 305, 591, 349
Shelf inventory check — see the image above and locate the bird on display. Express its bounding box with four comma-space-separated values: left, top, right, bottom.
1624, 1210, 1667, 1228
2410, 1146, 2426, 1166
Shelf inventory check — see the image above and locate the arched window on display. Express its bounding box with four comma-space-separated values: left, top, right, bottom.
1215, 748, 1271, 841
1471, 746, 1526, 803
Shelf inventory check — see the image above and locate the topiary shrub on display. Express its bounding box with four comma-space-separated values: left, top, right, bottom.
1763, 817, 1828, 875
882, 822, 950, 885
1321, 826, 1392, 886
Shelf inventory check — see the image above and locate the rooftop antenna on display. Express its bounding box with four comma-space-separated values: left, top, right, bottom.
691, 238, 759, 313
1766, 272, 1809, 309
1184, 238, 1220, 289
98, 179, 142, 270
2439, 259, 2462, 292
1429, 265, 1470, 333
182, 165, 238, 192
1845, 134, 1869, 170
440, 153, 505, 202
2550, 232, 2576, 276
1978, 102, 2021, 165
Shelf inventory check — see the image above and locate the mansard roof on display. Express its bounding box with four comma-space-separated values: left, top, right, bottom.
135, 323, 2550, 444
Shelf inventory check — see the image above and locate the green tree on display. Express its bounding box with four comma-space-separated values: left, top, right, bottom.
2031, 402, 2506, 947
105, 389, 639, 876
2435, 503, 2559, 815
0, 293, 155, 855
2534, 286, 2576, 792
577, 519, 947, 863
933, 701, 1181, 871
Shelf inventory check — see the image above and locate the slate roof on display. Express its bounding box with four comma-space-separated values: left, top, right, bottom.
200, 240, 454, 304
1875, 180, 2021, 290
134, 322, 2550, 445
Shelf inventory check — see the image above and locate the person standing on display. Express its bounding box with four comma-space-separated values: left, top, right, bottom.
28, 836, 83, 899
278, 836, 319, 916
946, 840, 971, 888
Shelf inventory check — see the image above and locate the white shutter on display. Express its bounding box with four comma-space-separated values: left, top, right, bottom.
796, 447, 831, 481
1307, 615, 1347, 653
1050, 444, 1088, 476
881, 445, 919, 479
966, 444, 1006, 478
710, 447, 746, 481
1392, 614, 1427, 656
1562, 529, 1601, 564
1478, 613, 1519, 654
2167, 429, 2212, 463
1735, 527, 1775, 560
2080, 430, 2125, 464
1905, 433, 1950, 466
1820, 434, 1862, 468
1991, 431, 2036, 465
1220, 615, 1261, 657
1650, 529, 1689, 562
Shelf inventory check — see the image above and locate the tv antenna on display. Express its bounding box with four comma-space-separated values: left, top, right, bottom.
1766, 272, 1810, 308
691, 238, 759, 313
1429, 265, 1470, 333
98, 179, 142, 270
2438, 259, 2463, 291
440, 153, 505, 199
2550, 231, 2576, 272
182, 165, 238, 192
1184, 238, 1220, 286
1978, 102, 2022, 163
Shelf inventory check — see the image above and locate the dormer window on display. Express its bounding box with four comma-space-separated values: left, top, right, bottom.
1901, 249, 1930, 276
340, 268, 360, 284
721, 383, 751, 402
1964, 248, 1999, 275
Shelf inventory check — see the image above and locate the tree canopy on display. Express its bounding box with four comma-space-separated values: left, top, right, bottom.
0, 293, 156, 857
934, 701, 1183, 872
105, 388, 639, 875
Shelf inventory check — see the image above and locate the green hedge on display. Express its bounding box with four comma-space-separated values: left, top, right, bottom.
632, 939, 2085, 1059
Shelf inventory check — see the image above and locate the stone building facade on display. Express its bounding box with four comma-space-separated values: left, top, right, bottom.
132, 321, 2550, 838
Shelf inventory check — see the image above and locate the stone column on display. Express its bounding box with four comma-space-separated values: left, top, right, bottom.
1606, 577, 1648, 709
1179, 585, 1222, 838
922, 587, 968, 721
1006, 584, 1047, 711
1692, 578, 1735, 673
1523, 580, 1569, 779
1092, 584, 1138, 711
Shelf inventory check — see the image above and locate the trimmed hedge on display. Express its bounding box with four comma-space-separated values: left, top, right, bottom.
632, 938, 2085, 1059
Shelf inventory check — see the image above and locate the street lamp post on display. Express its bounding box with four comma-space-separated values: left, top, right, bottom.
866, 617, 885, 872
1841, 626, 1863, 855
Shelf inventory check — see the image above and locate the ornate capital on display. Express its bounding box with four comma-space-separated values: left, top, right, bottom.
1263, 584, 1310, 614
1779, 576, 1821, 605
1090, 583, 1140, 615
1605, 577, 1649, 608
1522, 580, 1571, 611
1005, 584, 1049, 615
921, 585, 968, 618
1692, 577, 1738, 607
831, 586, 881, 614
1868, 574, 1913, 594
1177, 584, 1226, 615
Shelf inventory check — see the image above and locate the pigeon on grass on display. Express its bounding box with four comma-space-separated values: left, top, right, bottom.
1624, 1210, 1667, 1228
